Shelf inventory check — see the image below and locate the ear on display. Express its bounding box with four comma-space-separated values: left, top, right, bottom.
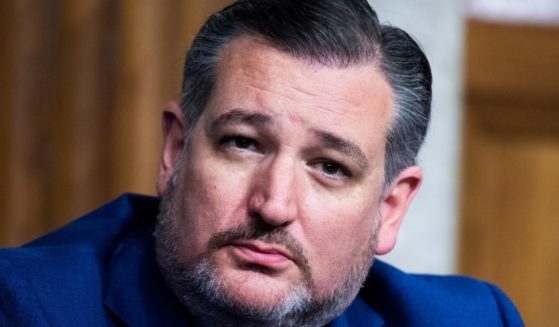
375, 166, 423, 255
156, 101, 187, 196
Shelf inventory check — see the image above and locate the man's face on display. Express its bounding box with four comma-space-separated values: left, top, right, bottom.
156, 36, 419, 324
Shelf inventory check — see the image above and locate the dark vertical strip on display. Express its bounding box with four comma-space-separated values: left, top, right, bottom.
49, 0, 118, 229
3, 0, 59, 245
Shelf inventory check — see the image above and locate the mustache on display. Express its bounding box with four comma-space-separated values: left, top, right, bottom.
207, 220, 310, 272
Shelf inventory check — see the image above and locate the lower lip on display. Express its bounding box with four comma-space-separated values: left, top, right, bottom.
232, 245, 291, 267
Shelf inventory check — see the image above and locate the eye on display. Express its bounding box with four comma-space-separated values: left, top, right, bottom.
220, 135, 260, 152
312, 160, 352, 178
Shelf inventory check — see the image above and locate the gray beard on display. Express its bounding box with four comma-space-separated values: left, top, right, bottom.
154, 176, 378, 327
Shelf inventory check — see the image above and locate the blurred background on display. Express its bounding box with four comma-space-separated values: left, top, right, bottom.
1, 0, 558, 325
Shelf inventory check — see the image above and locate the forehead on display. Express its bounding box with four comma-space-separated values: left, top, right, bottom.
207, 36, 394, 154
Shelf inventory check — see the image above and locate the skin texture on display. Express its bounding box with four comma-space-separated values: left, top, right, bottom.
155, 36, 422, 324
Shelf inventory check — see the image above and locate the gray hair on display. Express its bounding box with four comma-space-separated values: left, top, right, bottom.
180, 0, 432, 185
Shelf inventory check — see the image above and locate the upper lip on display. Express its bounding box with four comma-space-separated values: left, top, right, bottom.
230, 240, 294, 262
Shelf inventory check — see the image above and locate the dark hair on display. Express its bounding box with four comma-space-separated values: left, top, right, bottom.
180, 0, 432, 185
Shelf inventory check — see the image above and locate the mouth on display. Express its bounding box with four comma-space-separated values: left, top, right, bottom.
228, 240, 294, 269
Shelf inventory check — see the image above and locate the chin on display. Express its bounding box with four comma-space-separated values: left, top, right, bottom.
157, 242, 362, 327
214, 265, 312, 310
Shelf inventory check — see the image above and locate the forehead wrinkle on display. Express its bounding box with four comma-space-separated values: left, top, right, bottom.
244, 82, 327, 113
312, 129, 369, 171
245, 81, 363, 125
209, 109, 274, 132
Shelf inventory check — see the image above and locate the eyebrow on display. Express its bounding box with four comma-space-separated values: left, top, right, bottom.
208, 109, 369, 171
312, 129, 369, 171
209, 109, 273, 131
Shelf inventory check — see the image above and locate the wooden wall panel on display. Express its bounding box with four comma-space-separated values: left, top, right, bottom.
50, 0, 117, 230
1, 0, 58, 245
460, 20, 559, 326
0, 0, 232, 246
112, 0, 167, 195
0, 1, 8, 248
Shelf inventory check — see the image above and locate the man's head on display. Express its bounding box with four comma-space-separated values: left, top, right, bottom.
155, 0, 431, 325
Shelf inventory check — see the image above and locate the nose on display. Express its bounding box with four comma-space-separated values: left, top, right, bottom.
248, 154, 299, 227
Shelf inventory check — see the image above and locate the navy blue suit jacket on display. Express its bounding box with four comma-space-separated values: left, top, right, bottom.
0, 194, 523, 326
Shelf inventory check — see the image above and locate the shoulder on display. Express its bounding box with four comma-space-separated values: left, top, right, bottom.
350, 260, 524, 326
0, 194, 160, 325
23, 193, 160, 253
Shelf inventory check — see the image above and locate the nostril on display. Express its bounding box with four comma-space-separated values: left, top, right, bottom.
248, 187, 296, 228
248, 210, 263, 223
247, 213, 283, 233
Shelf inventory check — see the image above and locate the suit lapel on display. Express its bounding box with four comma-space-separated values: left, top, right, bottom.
103, 228, 194, 326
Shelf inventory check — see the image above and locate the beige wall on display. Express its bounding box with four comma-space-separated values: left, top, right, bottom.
371, 0, 465, 274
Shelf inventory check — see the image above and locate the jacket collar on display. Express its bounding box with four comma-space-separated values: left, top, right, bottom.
103, 226, 195, 326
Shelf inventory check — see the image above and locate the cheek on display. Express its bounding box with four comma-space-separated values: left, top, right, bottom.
302, 193, 379, 294
175, 157, 252, 254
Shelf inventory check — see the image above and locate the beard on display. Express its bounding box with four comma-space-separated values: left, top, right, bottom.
154, 173, 379, 327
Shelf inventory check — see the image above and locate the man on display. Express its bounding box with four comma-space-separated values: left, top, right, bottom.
0, 0, 523, 326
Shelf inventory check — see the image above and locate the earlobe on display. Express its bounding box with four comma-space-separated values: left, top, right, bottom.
156, 101, 187, 196
375, 166, 422, 255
